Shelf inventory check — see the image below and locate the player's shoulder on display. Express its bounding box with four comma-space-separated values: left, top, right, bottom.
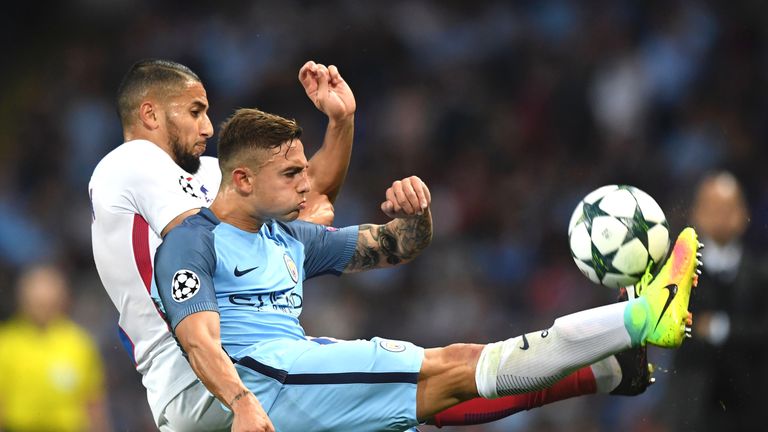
275, 219, 318, 237
94, 140, 165, 168
91, 140, 173, 182
157, 210, 220, 269
274, 219, 343, 246
163, 208, 219, 244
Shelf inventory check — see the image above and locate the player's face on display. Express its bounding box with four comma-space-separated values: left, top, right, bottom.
250, 140, 311, 221
161, 81, 213, 173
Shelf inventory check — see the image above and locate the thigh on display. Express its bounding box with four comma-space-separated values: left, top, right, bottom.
269, 337, 424, 432
159, 380, 232, 432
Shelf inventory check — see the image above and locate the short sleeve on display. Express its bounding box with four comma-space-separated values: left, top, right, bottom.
280, 220, 358, 278
152, 224, 219, 331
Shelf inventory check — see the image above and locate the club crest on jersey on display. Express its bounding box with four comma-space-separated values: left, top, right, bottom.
379, 339, 407, 353
178, 175, 213, 203
172, 269, 200, 302
283, 253, 299, 283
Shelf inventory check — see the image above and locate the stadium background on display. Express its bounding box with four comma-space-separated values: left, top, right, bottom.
1, 1, 767, 430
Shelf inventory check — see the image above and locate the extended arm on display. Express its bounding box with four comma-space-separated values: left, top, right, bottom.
175, 311, 274, 432
344, 176, 433, 273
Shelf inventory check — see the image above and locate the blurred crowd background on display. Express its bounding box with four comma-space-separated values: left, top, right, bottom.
1, 0, 767, 430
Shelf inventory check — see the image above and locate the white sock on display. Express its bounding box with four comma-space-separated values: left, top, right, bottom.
475, 302, 633, 398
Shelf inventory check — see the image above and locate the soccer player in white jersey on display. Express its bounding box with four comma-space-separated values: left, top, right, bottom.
90, 59, 356, 430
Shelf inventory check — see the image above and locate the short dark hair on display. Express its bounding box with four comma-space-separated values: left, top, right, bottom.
217, 108, 303, 175
116, 59, 201, 127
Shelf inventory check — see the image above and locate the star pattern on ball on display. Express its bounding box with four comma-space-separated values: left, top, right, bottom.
568, 185, 669, 289
581, 198, 610, 227
172, 269, 200, 302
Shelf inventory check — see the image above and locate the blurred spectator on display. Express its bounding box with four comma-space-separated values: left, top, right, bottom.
0, 264, 111, 432
664, 171, 768, 431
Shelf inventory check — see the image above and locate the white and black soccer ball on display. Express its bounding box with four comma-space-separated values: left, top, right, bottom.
172, 269, 200, 302
568, 185, 670, 289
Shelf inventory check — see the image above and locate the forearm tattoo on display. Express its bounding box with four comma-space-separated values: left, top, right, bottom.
346, 212, 432, 272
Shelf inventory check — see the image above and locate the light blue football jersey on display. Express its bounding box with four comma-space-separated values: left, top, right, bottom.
151, 207, 358, 359
153, 208, 425, 431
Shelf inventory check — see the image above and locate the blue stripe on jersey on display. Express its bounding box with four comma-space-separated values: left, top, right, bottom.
117, 326, 136, 365
235, 356, 419, 385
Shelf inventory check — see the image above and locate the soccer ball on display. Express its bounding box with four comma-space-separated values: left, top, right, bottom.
568, 185, 670, 289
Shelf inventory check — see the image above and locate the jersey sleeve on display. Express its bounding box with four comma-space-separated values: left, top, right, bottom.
281, 220, 358, 278
152, 224, 219, 331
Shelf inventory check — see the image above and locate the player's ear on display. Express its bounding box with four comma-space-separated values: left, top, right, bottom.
138, 101, 160, 130
231, 167, 253, 194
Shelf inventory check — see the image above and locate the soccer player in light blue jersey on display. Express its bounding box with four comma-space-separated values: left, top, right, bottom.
153, 108, 702, 431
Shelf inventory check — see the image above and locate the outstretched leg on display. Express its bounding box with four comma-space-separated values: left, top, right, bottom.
416, 228, 701, 420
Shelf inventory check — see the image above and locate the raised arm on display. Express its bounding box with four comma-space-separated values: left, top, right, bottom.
299, 61, 356, 204
344, 176, 433, 273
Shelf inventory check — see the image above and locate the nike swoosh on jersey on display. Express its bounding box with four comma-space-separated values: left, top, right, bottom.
234, 266, 259, 277
653, 284, 678, 331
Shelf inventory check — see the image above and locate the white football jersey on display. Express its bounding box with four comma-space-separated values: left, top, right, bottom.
89, 139, 220, 422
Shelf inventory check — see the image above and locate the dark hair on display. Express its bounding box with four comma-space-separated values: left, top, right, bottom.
217, 108, 303, 175
116, 59, 201, 127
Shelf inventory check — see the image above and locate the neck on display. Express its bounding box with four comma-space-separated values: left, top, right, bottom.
209, 188, 265, 232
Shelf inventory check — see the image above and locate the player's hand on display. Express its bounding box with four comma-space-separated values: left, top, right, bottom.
299, 61, 356, 122
231, 393, 274, 432
381, 176, 431, 219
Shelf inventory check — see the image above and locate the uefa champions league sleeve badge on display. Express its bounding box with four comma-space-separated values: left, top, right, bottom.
171, 269, 201, 302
